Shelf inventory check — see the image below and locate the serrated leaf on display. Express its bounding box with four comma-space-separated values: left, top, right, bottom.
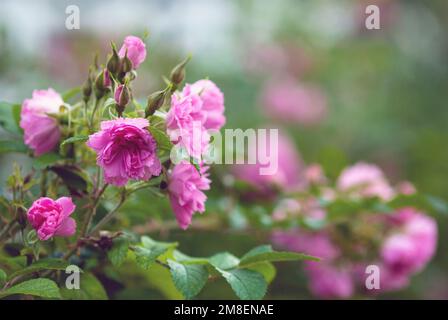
0, 278, 61, 299
167, 259, 208, 300
148, 126, 172, 151
0, 140, 28, 154
209, 252, 240, 270
8, 258, 72, 280
239, 245, 319, 267
219, 268, 267, 300
60, 272, 107, 300
61, 135, 89, 147
134, 246, 168, 270
108, 237, 130, 267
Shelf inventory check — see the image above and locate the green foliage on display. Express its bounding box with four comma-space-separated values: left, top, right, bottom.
0, 278, 61, 299
0, 140, 28, 154
167, 260, 209, 300
0, 102, 21, 134
60, 135, 89, 147
108, 235, 131, 267
61, 272, 107, 300
219, 269, 267, 300
7, 258, 72, 280
148, 126, 173, 152
239, 245, 320, 267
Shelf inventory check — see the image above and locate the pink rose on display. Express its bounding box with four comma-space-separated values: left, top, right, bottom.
86, 118, 162, 186
381, 208, 437, 275
166, 92, 210, 159
27, 197, 76, 241
168, 162, 211, 229
118, 35, 147, 69
183, 80, 226, 131
337, 162, 395, 200
261, 78, 327, 126
20, 88, 63, 156
232, 132, 306, 193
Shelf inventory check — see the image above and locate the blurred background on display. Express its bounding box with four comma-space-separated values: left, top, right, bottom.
1, 0, 448, 299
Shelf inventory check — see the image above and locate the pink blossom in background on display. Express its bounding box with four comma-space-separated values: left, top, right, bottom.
184, 80, 226, 131
232, 133, 306, 193
168, 162, 211, 229
86, 118, 161, 186
305, 163, 327, 185
27, 197, 76, 241
166, 91, 210, 159
261, 78, 327, 126
118, 35, 147, 69
396, 181, 417, 195
305, 263, 354, 299
20, 88, 63, 156
382, 208, 437, 276
337, 162, 395, 200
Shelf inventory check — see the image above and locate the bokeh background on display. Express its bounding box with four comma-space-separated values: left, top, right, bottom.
1, 0, 448, 299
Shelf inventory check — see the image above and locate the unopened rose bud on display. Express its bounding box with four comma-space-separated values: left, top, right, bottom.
107, 42, 120, 75
82, 76, 93, 103
94, 69, 110, 99
114, 84, 130, 116
170, 55, 191, 87
145, 89, 166, 117
121, 52, 133, 74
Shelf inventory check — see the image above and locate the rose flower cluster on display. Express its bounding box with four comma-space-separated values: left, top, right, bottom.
19, 35, 225, 240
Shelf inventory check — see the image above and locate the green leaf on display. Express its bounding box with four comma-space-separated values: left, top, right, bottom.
34, 153, 64, 169
62, 87, 81, 102
246, 262, 276, 284
209, 252, 240, 270
8, 258, 72, 280
0, 278, 61, 299
108, 236, 130, 267
60, 272, 107, 300
134, 246, 168, 270
167, 259, 208, 300
239, 245, 319, 267
0, 102, 21, 134
60, 135, 89, 147
219, 268, 267, 300
148, 126, 172, 152
141, 236, 178, 250
0, 140, 28, 154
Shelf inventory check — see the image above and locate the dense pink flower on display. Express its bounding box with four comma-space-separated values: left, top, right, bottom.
27, 197, 76, 241
183, 80, 226, 131
261, 78, 327, 126
337, 162, 395, 200
381, 208, 437, 275
168, 162, 211, 229
86, 118, 161, 186
166, 92, 209, 158
118, 35, 147, 69
232, 132, 306, 193
20, 88, 63, 156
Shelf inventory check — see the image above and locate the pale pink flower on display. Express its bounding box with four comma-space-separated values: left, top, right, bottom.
305, 263, 354, 299
183, 80, 226, 131
262, 78, 327, 126
166, 92, 209, 159
86, 118, 161, 186
118, 35, 147, 69
27, 197, 76, 241
20, 88, 63, 156
168, 162, 211, 229
337, 162, 395, 200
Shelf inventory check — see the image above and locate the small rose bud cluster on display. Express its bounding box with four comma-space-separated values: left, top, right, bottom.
20, 35, 227, 240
